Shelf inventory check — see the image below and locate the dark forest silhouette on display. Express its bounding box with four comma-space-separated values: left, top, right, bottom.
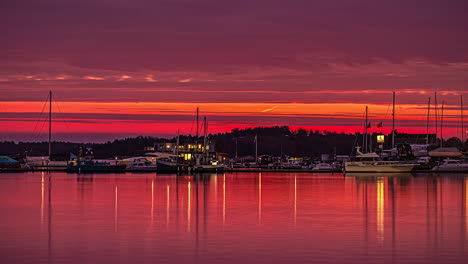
1, 126, 466, 159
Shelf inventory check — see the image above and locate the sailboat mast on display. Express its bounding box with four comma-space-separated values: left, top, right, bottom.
364, 105, 368, 153
203, 116, 207, 156
461, 95, 465, 143
175, 129, 180, 167
434, 92, 438, 145
255, 134, 258, 161
440, 101, 444, 147
426, 97, 431, 145
392, 91, 395, 148
48, 90, 52, 159
196, 107, 199, 149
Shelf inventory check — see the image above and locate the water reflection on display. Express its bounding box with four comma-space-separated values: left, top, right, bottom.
151, 180, 154, 223
377, 178, 384, 243
466, 178, 468, 244
188, 180, 191, 232
258, 172, 262, 223
1, 172, 468, 264
223, 174, 226, 225
41, 172, 44, 229
294, 174, 297, 226
114, 185, 118, 232
166, 184, 170, 230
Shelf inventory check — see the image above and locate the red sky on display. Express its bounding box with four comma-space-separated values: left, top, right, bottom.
1, 0, 467, 142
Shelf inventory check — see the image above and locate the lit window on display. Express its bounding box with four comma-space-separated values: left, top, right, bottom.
377, 135, 385, 143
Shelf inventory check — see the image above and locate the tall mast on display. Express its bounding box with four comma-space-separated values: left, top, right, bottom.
48, 90, 52, 159
364, 105, 368, 153
426, 97, 431, 145
203, 116, 208, 156
392, 91, 395, 148
462, 95, 465, 143
196, 107, 199, 150
440, 101, 444, 147
235, 137, 238, 159
434, 92, 438, 145
255, 134, 258, 161
175, 129, 180, 167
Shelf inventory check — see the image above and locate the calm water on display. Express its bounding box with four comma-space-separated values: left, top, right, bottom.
1, 172, 468, 264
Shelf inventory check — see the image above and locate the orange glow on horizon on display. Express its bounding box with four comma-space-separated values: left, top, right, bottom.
1, 100, 466, 139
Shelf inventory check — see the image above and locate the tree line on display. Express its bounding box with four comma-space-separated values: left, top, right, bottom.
1, 126, 467, 159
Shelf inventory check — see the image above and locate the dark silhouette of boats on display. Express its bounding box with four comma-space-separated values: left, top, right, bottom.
66, 147, 126, 173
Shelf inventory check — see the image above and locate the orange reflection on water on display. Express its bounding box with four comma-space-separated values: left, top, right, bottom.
466, 178, 468, 241
187, 181, 191, 232
41, 172, 44, 230
114, 185, 118, 232
377, 178, 385, 243
166, 184, 170, 230
258, 173, 262, 223
223, 174, 226, 224
294, 175, 297, 226
151, 180, 154, 223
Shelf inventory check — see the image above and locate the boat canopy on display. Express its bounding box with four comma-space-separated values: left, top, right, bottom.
0, 156, 19, 165
429, 147, 462, 157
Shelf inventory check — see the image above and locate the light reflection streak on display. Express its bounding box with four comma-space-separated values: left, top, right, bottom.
151, 180, 154, 223
188, 181, 191, 232
294, 175, 297, 226
114, 186, 118, 232
41, 172, 44, 229
465, 178, 468, 239
223, 174, 226, 224
258, 173, 262, 223
377, 178, 385, 243
214, 174, 217, 204
167, 184, 170, 230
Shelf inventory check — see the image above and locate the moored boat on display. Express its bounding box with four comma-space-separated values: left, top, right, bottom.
120, 157, 157, 171
192, 160, 225, 173
344, 151, 415, 173
428, 147, 463, 158
66, 147, 126, 173
432, 159, 468, 172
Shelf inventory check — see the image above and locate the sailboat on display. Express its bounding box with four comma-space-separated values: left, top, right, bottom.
344, 99, 415, 173
191, 115, 225, 173
25, 91, 67, 169
155, 133, 187, 173
344, 147, 416, 173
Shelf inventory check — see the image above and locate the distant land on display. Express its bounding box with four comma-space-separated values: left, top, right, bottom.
1, 126, 467, 159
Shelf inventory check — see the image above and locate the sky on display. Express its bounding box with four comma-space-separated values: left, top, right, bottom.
1, 0, 467, 142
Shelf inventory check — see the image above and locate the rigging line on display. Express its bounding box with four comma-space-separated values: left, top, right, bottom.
189, 119, 195, 136
0, 102, 9, 140
383, 103, 391, 127
30, 94, 49, 139
27, 94, 50, 153
53, 97, 73, 143
350, 108, 367, 155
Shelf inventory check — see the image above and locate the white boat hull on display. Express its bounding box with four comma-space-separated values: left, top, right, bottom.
344, 162, 415, 173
